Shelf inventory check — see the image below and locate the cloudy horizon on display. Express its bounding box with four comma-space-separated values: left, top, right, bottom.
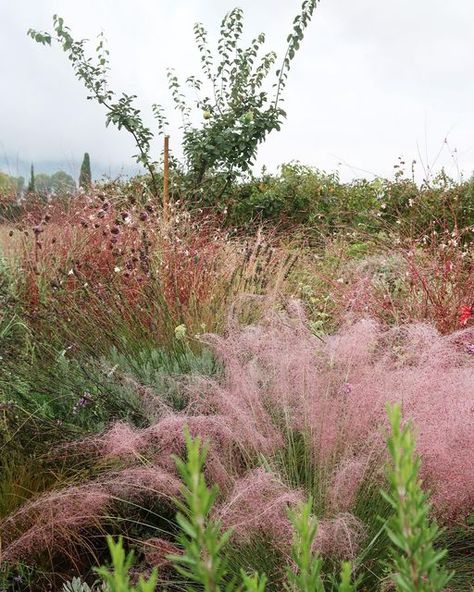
1, 0, 474, 183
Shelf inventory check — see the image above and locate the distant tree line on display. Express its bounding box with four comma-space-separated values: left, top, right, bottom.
0, 152, 92, 202
0, 171, 24, 199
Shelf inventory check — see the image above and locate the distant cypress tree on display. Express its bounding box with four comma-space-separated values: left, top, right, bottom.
79, 152, 92, 189
27, 164, 35, 193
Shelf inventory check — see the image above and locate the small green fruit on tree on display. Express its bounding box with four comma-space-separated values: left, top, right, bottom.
28, 1, 320, 201
167, 1, 320, 188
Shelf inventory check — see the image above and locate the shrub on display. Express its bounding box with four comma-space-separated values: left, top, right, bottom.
383, 404, 452, 592
330, 229, 474, 333
227, 164, 381, 232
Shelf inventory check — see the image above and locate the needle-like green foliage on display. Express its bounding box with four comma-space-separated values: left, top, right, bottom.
383, 404, 453, 592
169, 429, 236, 592
94, 536, 158, 592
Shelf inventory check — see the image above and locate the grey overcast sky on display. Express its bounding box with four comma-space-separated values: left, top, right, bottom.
1, 0, 474, 181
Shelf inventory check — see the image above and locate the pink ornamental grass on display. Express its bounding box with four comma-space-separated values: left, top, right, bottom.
0, 485, 111, 564
2, 300, 473, 568
214, 468, 304, 552
200, 301, 474, 520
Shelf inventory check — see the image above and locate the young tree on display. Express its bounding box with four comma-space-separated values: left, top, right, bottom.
79, 152, 92, 189
168, 0, 319, 189
28, 1, 320, 202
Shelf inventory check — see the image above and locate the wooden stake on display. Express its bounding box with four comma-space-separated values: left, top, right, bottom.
163, 135, 170, 223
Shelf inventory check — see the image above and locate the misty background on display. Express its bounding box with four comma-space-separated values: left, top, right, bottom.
1, 0, 473, 183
